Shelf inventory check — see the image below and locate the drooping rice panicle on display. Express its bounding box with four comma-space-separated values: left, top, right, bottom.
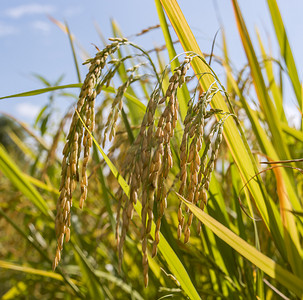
115, 56, 192, 286
53, 38, 128, 270
177, 84, 226, 242
102, 64, 144, 147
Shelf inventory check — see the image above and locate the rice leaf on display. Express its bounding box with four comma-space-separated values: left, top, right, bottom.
65, 22, 82, 83
231, 0, 290, 162
256, 29, 286, 122
0, 260, 77, 283
230, 1, 303, 276
177, 193, 303, 298
72, 242, 106, 300
155, 0, 190, 121
267, 0, 302, 109
0, 84, 82, 100
0, 85, 146, 112
0, 145, 52, 218
2, 282, 27, 299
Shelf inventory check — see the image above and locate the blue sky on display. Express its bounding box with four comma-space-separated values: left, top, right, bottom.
0, 1, 302, 125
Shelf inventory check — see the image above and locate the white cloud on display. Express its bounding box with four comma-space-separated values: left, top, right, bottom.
16, 103, 40, 119
64, 6, 82, 18
5, 4, 55, 19
0, 22, 18, 37
31, 21, 51, 33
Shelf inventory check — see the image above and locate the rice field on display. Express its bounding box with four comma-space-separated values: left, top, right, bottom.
1, 0, 303, 299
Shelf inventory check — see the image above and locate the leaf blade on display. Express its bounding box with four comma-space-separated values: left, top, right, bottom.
177, 193, 303, 298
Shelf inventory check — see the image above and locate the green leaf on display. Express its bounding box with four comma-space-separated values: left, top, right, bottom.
0, 145, 52, 218
94, 270, 144, 300
92, 143, 115, 231
227, 3, 303, 276
34, 105, 48, 127
32, 73, 51, 87
256, 29, 286, 122
0, 260, 76, 283
0, 208, 82, 297
0, 85, 146, 112
267, 0, 302, 109
23, 173, 59, 195
73, 242, 105, 300
282, 122, 303, 142
0, 84, 82, 100
232, 0, 290, 162
65, 22, 82, 83
2, 282, 27, 299
177, 193, 303, 298
155, 0, 190, 121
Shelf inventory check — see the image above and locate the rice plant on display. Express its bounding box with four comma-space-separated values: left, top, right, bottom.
1, 0, 303, 299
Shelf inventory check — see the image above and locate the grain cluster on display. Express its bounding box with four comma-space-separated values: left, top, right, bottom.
53, 41, 226, 287
53, 38, 127, 270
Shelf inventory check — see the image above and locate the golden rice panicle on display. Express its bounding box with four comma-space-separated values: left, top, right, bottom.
201, 122, 223, 192
53, 38, 127, 270
116, 146, 140, 241
107, 127, 131, 159
117, 136, 146, 271
196, 111, 225, 233
102, 65, 140, 148
151, 56, 192, 257
117, 193, 131, 271
177, 107, 192, 239
181, 106, 202, 242
183, 92, 213, 243
139, 95, 158, 287
115, 56, 192, 287
177, 95, 203, 241
177, 85, 224, 241
116, 92, 158, 283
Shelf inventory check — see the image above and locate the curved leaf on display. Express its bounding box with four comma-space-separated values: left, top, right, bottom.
0, 85, 146, 112
177, 193, 303, 298
0, 145, 53, 218
0, 84, 82, 100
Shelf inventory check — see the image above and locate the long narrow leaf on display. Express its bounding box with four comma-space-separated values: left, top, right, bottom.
0, 260, 78, 283
65, 22, 82, 83
0, 145, 52, 218
0, 208, 82, 297
267, 0, 301, 109
72, 242, 105, 300
177, 193, 303, 298
231, 0, 290, 161
256, 29, 286, 122
225, 65, 303, 271
155, 0, 190, 121
231, 0, 303, 276
0, 85, 146, 112
0, 84, 82, 100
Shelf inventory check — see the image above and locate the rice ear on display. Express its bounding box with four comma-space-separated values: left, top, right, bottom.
53, 39, 127, 270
